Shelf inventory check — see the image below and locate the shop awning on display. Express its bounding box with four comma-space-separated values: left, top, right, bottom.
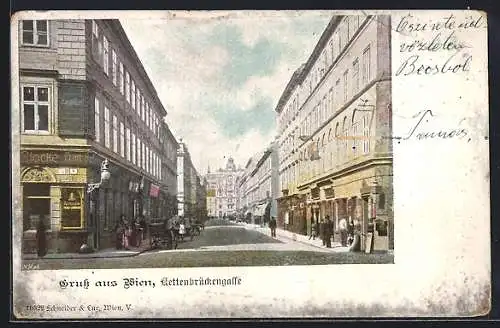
254, 203, 269, 216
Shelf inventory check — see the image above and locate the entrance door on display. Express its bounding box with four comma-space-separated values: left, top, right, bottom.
362, 196, 369, 251
23, 183, 51, 231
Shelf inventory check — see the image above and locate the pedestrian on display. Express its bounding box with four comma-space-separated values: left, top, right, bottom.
319, 218, 325, 246
325, 215, 333, 248
309, 220, 317, 240
269, 216, 277, 237
178, 218, 186, 241
339, 216, 348, 246
347, 217, 355, 246
115, 215, 125, 250
35, 215, 47, 258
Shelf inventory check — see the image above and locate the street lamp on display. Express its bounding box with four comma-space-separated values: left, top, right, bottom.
81, 159, 111, 253
87, 159, 111, 194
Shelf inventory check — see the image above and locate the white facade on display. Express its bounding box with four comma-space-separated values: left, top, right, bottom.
176, 143, 185, 217
205, 158, 243, 218
237, 143, 279, 224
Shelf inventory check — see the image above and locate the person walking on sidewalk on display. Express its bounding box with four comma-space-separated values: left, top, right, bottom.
309, 220, 317, 240
269, 216, 277, 238
319, 218, 326, 246
339, 216, 348, 247
324, 215, 333, 248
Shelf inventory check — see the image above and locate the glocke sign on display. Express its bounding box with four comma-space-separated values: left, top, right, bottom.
21, 150, 89, 166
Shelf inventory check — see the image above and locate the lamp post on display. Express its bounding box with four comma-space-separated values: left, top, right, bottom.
82, 159, 111, 253
87, 159, 111, 193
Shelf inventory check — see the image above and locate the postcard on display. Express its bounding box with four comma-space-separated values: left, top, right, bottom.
11, 9, 490, 319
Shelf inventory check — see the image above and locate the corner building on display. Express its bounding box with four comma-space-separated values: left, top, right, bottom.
18, 19, 175, 253
275, 15, 393, 251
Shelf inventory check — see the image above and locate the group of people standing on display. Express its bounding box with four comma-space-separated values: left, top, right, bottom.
309, 215, 357, 248
115, 214, 147, 250
309, 215, 334, 248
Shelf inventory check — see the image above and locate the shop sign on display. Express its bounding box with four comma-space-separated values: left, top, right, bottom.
21, 150, 88, 166
150, 184, 160, 198
324, 188, 335, 199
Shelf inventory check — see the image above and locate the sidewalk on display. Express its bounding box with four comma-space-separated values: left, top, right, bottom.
23, 239, 152, 260
240, 223, 350, 253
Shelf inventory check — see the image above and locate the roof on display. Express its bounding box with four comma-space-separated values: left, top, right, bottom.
108, 19, 168, 117
273, 15, 344, 114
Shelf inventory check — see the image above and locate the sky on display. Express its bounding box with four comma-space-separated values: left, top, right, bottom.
120, 11, 332, 175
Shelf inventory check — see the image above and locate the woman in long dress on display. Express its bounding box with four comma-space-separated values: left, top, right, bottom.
178, 218, 186, 242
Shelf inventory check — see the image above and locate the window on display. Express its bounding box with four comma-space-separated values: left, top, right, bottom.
103, 36, 109, 75
120, 121, 125, 157
111, 49, 117, 86
125, 71, 130, 103
22, 86, 50, 132
159, 158, 162, 179
352, 122, 358, 157
119, 62, 124, 95
146, 105, 150, 129
22, 183, 50, 231
137, 138, 141, 168
343, 70, 349, 102
136, 88, 141, 114
104, 107, 110, 148
142, 101, 147, 121
140, 95, 144, 118
60, 188, 84, 229
353, 58, 360, 94
126, 127, 131, 161
91, 21, 102, 62
142, 142, 146, 169
329, 88, 334, 115
152, 152, 156, 177
21, 20, 48, 46
132, 132, 136, 165
363, 116, 370, 153
112, 115, 118, 153
131, 80, 136, 110
329, 39, 334, 64
362, 46, 371, 84
94, 97, 100, 142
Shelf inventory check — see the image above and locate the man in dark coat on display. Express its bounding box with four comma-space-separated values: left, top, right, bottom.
324, 215, 333, 248
269, 216, 277, 237
319, 218, 325, 246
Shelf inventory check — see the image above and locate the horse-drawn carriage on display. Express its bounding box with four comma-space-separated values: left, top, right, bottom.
148, 221, 177, 250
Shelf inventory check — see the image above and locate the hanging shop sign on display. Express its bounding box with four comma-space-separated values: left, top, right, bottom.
149, 184, 160, 198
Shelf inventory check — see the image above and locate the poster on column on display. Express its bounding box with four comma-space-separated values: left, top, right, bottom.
10, 9, 490, 319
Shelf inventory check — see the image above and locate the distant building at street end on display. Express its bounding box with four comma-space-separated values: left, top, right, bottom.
204, 157, 243, 219
275, 15, 393, 252
236, 142, 280, 225
176, 141, 205, 219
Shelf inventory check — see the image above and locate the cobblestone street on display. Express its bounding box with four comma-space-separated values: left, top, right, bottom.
22, 219, 393, 270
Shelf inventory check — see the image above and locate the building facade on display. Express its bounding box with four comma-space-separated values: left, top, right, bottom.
237, 143, 280, 225
275, 15, 393, 251
18, 19, 176, 253
205, 158, 243, 219
160, 122, 178, 220
176, 141, 205, 219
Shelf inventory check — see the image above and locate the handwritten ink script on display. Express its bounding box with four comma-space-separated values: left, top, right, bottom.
395, 13, 484, 76
386, 110, 470, 142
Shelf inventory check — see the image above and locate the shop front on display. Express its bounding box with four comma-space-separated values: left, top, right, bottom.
21, 148, 89, 254
277, 193, 306, 235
